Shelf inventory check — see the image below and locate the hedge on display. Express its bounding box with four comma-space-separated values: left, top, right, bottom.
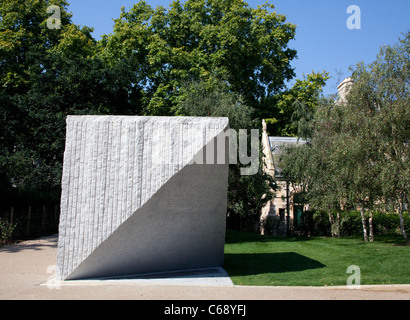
299, 210, 410, 237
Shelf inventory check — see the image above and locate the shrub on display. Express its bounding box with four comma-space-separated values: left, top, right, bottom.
311, 210, 331, 236
373, 211, 410, 235
0, 218, 17, 245
296, 210, 410, 238
264, 215, 287, 236
340, 211, 363, 237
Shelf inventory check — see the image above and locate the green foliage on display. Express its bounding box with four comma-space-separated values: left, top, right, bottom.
177, 79, 255, 129
1, 1, 76, 191
0, 218, 17, 245
227, 163, 276, 230
178, 79, 276, 230
0, 0, 304, 238
338, 211, 363, 237
279, 32, 410, 243
0, 0, 73, 91
1, 0, 299, 211
292, 210, 410, 238
100, 0, 297, 116
373, 212, 410, 236
266, 71, 329, 136
263, 215, 287, 236
346, 33, 410, 202
0, 0, 141, 195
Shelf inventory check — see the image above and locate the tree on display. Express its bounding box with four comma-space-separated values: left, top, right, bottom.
279, 32, 410, 243
265, 71, 329, 137
0, 0, 72, 94
346, 33, 410, 244
0, 0, 135, 194
332, 102, 380, 242
99, 0, 297, 117
178, 79, 276, 231
1, 0, 70, 192
177, 79, 254, 129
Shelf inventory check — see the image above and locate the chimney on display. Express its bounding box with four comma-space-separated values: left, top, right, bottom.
337, 77, 353, 104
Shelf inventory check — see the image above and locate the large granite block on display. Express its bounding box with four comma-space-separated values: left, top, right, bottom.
56, 116, 229, 280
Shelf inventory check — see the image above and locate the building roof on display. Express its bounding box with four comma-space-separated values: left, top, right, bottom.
269, 137, 307, 154
268, 136, 307, 178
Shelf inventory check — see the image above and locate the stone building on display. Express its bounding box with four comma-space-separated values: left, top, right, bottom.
336, 77, 353, 104
260, 77, 353, 235
260, 120, 307, 235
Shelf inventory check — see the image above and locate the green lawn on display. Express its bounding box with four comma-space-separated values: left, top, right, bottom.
223, 230, 410, 287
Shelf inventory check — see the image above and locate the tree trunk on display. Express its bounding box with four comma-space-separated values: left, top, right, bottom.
359, 206, 368, 242
335, 211, 341, 237
369, 211, 374, 242
397, 197, 410, 245
328, 209, 335, 238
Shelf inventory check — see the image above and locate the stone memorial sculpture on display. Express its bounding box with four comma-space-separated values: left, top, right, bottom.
56, 116, 229, 280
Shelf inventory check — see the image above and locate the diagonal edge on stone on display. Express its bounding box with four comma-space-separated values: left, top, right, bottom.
56, 116, 229, 280
64, 138, 229, 280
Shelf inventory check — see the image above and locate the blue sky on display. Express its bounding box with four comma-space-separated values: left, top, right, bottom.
66, 0, 410, 96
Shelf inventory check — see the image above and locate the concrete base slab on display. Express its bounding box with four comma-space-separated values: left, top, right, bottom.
43, 267, 234, 287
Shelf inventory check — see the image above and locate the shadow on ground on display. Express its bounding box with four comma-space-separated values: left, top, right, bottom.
0, 234, 58, 253
224, 252, 325, 277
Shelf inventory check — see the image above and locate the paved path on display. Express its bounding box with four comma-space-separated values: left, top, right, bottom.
1, 235, 410, 300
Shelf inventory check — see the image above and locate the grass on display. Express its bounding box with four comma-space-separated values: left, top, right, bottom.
223, 229, 410, 287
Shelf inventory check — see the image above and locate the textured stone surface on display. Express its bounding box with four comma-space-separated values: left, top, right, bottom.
57, 116, 229, 280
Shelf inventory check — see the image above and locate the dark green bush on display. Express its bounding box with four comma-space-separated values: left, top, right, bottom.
297, 210, 409, 237
311, 210, 331, 236
0, 218, 17, 245
340, 211, 363, 237
297, 210, 331, 237
373, 211, 410, 235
